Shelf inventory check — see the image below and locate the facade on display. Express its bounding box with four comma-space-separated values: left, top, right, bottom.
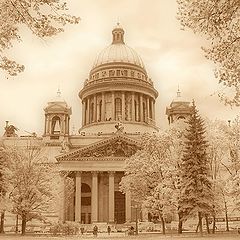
2, 24, 160, 225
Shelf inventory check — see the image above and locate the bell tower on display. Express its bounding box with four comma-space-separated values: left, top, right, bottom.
166, 88, 192, 124
43, 90, 72, 141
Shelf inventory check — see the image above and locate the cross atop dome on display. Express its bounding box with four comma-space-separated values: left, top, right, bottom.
177, 85, 181, 98
57, 87, 61, 98
112, 22, 125, 44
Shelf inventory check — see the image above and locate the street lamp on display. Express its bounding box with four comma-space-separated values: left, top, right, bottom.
132, 205, 140, 235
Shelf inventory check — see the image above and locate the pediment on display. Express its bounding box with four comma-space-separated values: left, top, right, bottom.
57, 135, 140, 161
45, 103, 67, 110
171, 102, 190, 110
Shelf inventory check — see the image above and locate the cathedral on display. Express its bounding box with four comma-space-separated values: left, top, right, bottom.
2, 24, 191, 226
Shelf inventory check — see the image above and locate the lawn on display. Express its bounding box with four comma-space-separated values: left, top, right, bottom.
1, 232, 240, 240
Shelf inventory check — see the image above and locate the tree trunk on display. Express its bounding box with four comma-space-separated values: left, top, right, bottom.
21, 214, 26, 235
198, 212, 203, 236
15, 215, 19, 233
0, 211, 5, 234
212, 215, 216, 234
178, 212, 183, 234
160, 215, 166, 235
224, 200, 229, 232
205, 215, 210, 234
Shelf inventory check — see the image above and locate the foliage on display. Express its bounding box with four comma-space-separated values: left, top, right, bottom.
49, 221, 80, 235
0, 0, 80, 76
1, 146, 60, 234
179, 102, 214, 234
177, 0, 240, 106
120, 122, 186, 233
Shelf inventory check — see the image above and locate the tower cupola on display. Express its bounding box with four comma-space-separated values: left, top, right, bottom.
43, 89, 72, 140
166, 87, 192, 124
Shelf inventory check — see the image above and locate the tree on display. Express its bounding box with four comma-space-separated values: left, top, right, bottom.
0, 146, 8, 234
177, 0, 240, 106
179, 101, 214, 236
120, 124, 187, 234
0, 0, 80, 76
2, 146, 60, 235
205, 119, 232, 232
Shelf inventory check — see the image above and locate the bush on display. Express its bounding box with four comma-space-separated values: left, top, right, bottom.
49, 221, 80, 235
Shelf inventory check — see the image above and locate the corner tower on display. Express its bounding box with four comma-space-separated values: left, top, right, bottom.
166, 88, 192, 124
43, 90, 72, 141
79, 24, 158, 134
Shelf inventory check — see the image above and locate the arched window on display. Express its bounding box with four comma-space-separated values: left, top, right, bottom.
115, 98, 122, 121
134, 100, 138, 121
99, 100, 102, 121
149, 100, 153, 119
51, 116, 61, 135
177, 116, 185, 120
90, 102, 94, 123
143, 102, 146, 122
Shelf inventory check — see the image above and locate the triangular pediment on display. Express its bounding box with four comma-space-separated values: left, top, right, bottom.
56, 135, 140, 162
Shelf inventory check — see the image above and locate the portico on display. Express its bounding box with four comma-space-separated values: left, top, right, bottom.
57, 134, 140, 224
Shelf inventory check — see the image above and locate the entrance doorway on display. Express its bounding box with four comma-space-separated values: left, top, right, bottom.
81, 183, 91, 224
114, 191, 125, 224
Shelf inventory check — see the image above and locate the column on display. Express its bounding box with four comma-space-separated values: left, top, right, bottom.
108, 172, 115, 223
122, 92, 125, 121
44, 116, 47, 135
101, 92, 105, 121
142, 206, 149, 222
91, 172, 98, 222
131, 92, 135, 121
151, 99, 154, 120
146, 97, 150, 123
82, 100, 86, 126
153, 100, 155, 120
75, 172, 81, 222
94, 95, 97, 122
139, 94, 143, 122
59, 173, 66, 222
125, 191, 131, 222
86, 97, 90, 124
112, 92, 115, 121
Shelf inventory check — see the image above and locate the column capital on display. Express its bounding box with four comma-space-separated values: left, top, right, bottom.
91, 171, 99, 177
108, 171, 115, 177
75, 171, 82, 177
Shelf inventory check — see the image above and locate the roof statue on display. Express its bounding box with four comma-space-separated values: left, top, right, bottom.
4, 121, 18, 137
115, 122, 124, 133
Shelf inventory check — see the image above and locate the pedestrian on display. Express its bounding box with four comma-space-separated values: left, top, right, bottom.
80, 225, 84, 235
93, 225, 98, 237
107, 225, 111, 235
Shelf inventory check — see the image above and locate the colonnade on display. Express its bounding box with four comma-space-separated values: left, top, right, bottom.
61, 171, 132, 223
82, 91, 155, 126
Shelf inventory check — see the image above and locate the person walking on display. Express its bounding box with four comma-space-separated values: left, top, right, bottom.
107, 225, 111, 235
93, 225, 98, 237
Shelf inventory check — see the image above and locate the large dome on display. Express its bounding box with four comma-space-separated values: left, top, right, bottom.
92, 43, 145, 70
90, 23, 146, 75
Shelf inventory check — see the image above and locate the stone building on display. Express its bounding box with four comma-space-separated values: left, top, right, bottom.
2, 23, 160, 225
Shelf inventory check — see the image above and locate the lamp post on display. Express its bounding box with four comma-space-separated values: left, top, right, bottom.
132, 205, 139, 235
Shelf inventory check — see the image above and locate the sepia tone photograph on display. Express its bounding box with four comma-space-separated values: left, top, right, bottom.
0, 0, 240, 239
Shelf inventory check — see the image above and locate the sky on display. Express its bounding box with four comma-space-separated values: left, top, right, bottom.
0, 0, 239, 136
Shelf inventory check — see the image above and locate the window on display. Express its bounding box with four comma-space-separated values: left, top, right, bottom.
115, 98, 122, 121
51, 116, 61, 135
99, 100, 102, 121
